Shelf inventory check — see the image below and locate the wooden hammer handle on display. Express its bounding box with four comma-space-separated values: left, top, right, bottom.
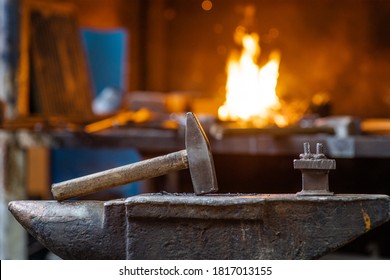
51, 149, 188, 201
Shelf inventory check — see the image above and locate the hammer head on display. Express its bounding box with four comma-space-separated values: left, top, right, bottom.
185, 112, 218, 195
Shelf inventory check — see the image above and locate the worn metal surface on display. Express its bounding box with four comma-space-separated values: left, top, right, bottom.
294, 143, 336, 196
8, 200, 126, 259
51, 112, 218, 200
8, 193, 390, 259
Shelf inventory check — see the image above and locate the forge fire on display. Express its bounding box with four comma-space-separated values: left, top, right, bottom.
218, 26, 286, 127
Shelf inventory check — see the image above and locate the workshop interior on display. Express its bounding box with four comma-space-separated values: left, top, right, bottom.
1, 0, 390, 260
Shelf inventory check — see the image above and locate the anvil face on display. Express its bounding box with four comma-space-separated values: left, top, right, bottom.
8, 193, 390, 260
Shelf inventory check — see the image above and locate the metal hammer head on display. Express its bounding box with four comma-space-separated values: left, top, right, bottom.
185, 112, 218, 195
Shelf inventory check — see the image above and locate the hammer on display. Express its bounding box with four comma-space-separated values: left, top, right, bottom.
51, 112, 218, 201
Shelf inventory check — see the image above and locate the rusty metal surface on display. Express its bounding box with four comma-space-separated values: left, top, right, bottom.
8, 193, 390, 260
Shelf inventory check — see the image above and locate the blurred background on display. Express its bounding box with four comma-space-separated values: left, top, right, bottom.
1, 0, 390, 259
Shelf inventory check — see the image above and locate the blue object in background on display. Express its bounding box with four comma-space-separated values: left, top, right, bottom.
50, 28, 141, 199
81, 28, 128, 97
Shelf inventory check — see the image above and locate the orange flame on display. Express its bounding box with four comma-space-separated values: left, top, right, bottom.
218, 28, 287, 127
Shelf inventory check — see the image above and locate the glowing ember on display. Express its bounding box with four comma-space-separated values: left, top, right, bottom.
218, 27, 287, 127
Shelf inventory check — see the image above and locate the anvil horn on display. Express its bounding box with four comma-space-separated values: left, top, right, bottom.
8, 200, 126, 260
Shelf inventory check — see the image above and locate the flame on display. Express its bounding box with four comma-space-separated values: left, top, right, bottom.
218, 28, 287, 127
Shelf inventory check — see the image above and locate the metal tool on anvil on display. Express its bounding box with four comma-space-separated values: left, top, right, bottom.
51, 112, 218, 200
294, 142, 336, 196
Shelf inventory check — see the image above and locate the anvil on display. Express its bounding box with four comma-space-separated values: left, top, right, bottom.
8, 193, 390, 259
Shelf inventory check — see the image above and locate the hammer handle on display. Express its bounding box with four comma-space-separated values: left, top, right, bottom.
52, 150, 188, 201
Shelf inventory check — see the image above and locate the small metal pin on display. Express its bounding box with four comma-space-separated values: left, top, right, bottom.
316, 143, 323, 154
314, 143, 326, 159
300, 142, 312, 159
